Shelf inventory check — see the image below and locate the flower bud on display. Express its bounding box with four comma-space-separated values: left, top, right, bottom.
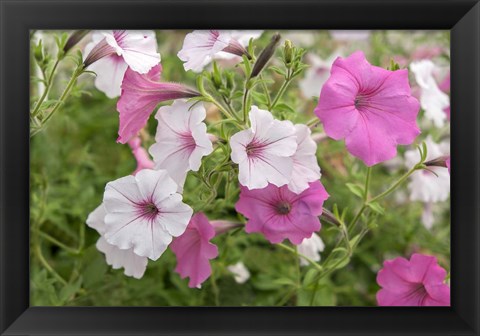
250, 33, 281, 78
424, 155, 449, 169
64, 30, 90, 54
211, 220, 243, 236
284, 39, 293, 65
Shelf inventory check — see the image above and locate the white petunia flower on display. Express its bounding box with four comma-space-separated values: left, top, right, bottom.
230, 106, 297, 190
227, 262, 251, 284
405, 136, 450, 203
288, 124, 321, 194
84, 30, 160, 98
149, 100, 213, 190
405, 136, 450, 228
177, 30, 262, 72
299, 52, 341, 99
102, 169, 193, 260
410, 60, 450, 128
86, 204, 148, 279
297, 233, 325, 266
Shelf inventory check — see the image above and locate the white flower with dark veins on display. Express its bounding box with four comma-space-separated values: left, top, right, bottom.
86, 204, 148, 279
83, 30, 160, 98
230, 106, 298, 190
149, 100, 213, 190
102, 169, 193, 260
177, 30, 262, 72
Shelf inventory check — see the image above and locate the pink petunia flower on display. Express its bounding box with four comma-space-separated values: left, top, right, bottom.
170, 212, 218, 288
177, 30, 262, 72
116, 65, 200, 144
230, 106, 297, 190
128, 136, 154, 175
86, 204, 148, 279
315, 51, 420, 167
235, 181, 329, 244
83, 30, 160, 98
288, 124, 321, 194
103, 169, 193, 260
446, 156, 451, 174
149, 100, 213, 190
377, 253, 450, 306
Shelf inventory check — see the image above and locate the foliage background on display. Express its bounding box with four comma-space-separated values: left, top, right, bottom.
30, 30, 450, 306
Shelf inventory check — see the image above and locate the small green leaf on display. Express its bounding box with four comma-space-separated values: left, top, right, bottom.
346, 183, 365, 199
368, 202, 385, 215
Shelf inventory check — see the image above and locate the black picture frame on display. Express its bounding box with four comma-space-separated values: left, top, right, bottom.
1, 0, 479, 335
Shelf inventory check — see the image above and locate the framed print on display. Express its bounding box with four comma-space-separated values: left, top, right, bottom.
1, 0, 479, 335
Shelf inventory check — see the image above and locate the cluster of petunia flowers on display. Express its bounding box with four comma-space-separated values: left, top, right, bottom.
83, 30, 450, 305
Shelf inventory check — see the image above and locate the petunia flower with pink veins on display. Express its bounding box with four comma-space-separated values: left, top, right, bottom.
315, 51, 420, 167
230, 106, 297, 190
103, 169, 193, 261
377, 253, 450, 306
149, 100, 213, 190
128, 136, 154, 175
170, 212, 219, 288
83, 30, 160, 98
235, 181, 329, 244
116, 65, 200, 144
177, 30, 262, 72
86, 204, 148, 279
288, 124, 321, 194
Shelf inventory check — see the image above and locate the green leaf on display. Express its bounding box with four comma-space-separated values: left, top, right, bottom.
346, 183, 365, 199
269, 66, 286, 77
368, 202, 385, 215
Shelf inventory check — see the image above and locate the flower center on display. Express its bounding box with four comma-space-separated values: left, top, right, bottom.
137, 201, 160, 221
275, 201, 292, 215
245, 141, 264, 158
354, 95, 367, 109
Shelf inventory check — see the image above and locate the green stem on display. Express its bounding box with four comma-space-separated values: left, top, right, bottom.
364, 167, 372, 202
39, 64, 85, 129
242, 87, 250, 124
277, 243, 323, 272
369, 164, 421, 203
32, 59, 61, 117
259, 73, 272, 108
270, 70, 292, 110
34, 243, 68, 286
35, 229, 80, 254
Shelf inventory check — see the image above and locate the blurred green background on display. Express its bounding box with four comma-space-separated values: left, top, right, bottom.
30, 30, 450, 306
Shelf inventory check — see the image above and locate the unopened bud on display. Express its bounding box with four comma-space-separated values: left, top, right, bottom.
284, 40, 293, 65
211, 220, 243, 236
250, 33, 281, 78
424, 155, 449, 169
64, 30, 90, 54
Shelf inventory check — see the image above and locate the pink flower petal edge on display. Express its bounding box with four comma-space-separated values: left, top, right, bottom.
116, 64, 199, 144
170, 212, 219, 288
